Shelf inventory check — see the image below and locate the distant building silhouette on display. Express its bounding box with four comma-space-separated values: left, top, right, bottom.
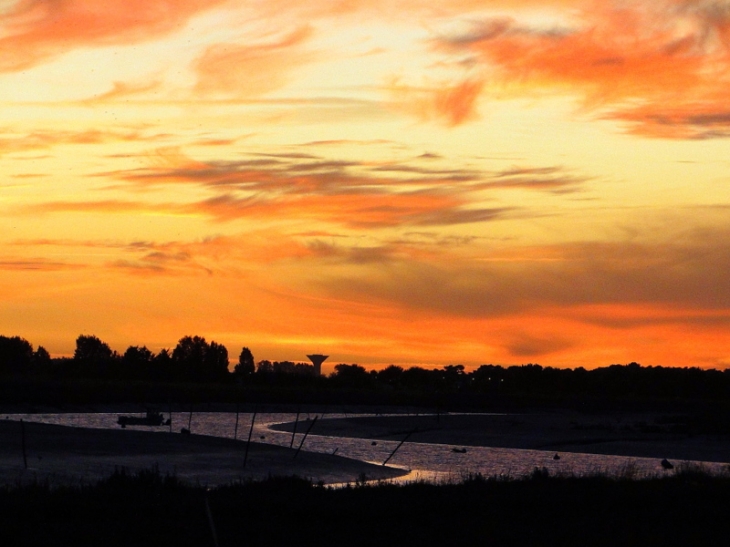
307, 354, 328, 376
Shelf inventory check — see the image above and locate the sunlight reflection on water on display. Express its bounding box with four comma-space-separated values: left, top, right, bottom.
5, 412, 726, 481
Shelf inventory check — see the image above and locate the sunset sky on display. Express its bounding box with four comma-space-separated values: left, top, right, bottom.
2, 0, 730, 372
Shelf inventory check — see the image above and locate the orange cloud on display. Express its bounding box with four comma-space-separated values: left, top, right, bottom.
194, 26, 315, 98
0, 259, 82, 271
6, 216, 730, 368
90, 147, 585, 228
317, 234, 730, 320
431, 1, 730, 138
389, 78, 485, 126
0, 128, 163, 156
20, 190, 510, 230
189, 192, 512, 228
0, 0, 229, 72
283, 230, 730, 367
253, 0, 591, 20
5, 233, 316, 278
611, 97, 730, 139
24, 199, 148, 215
86, 80, 164, 103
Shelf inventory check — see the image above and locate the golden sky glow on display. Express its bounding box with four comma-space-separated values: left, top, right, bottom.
2, 0, 730, 371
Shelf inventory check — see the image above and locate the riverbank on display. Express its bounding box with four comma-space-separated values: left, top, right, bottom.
0, 420, 407, 487
271, 412, 730, 464
3, 465, 730, 546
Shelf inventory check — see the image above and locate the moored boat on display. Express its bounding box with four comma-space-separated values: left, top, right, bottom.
117, 410, 169, 428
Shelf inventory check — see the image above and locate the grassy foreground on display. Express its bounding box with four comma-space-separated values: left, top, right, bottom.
1, 465, 729, 546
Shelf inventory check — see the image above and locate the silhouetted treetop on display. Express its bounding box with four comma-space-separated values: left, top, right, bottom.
171, 335, 230, 382
0, 335, 34, 375
234, 347, 255, 380
74, 335, 113, 363
3, 332, 730, 407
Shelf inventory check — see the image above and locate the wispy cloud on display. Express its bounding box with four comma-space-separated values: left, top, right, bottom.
317, 231, 730, 320
81, 147, 583, 228
0, 0, 230, 72
194, 26, 315, 98
388, 77, 485, 126
0, 258, 83, 271
0, 128, 165, 156
428, 1, 730, 138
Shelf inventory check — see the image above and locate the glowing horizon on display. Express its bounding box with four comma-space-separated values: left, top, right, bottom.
2, 0, 730, 372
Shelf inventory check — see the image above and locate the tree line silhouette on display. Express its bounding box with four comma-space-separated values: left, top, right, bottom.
2, 333, 730, 406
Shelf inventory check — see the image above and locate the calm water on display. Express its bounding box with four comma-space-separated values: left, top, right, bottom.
5, 412, 725, 482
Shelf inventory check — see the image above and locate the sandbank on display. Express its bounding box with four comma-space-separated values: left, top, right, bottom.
0, 420, 407, 488
272, 412, 730, 464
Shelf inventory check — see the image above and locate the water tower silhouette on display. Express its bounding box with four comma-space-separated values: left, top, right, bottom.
307, 354, 328, 376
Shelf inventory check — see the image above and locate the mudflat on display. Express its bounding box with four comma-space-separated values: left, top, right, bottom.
0, 420, 407, 487
271, 412, 730, 464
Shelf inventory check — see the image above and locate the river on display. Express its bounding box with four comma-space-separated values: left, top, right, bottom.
5, 411, 725, 482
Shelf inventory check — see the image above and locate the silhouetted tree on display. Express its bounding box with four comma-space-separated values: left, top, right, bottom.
440, 364, 466, 389
256, 360, 273, 375
378, 365, 404, 387
73, 335, 115, 377
74, 335, 113, 362
205, 341, 230, 381
121, 345, 154, 380
271, 361, 314, 376
171, 336, 230, 382
330, 364, 374, 388
34, 345, 51, 366
150, 348, 173, 380
272, 361, 297, 375
0, 335, 34, 376
400, 366, 440, 389
234, 347, 255, 381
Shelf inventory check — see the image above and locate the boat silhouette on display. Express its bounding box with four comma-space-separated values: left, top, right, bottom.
117, 410, 169, 428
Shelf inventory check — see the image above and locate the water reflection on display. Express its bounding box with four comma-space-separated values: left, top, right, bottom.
5, 412, 725, 481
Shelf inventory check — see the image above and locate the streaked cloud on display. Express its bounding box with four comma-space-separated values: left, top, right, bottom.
429, 0, 730, 138
388, 78, 485, 126
0, 0, 230, 72
194, 26, 315, 98
317, 232, 730, 319
19, 147, 586, 228
0, 259, 82, 271
0, 128, 165, 156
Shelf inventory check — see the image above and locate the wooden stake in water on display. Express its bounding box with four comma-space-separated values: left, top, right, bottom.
383, 429, 416, 466
188, 404, 193, 432
20, 419, 27, 470
168, 401, 173, 433
204, 492, 220, 547
294, 416, 318, 459
243, 411, 256, 468
233, 404, 240, 440
290, 411, 300, 449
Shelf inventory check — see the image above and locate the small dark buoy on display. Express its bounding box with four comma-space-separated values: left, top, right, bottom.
553, 453, 560, 460
371, 441, 377, 446
661, 458, 674, 470
260, 435, 265, 439
452, 448, 467, 454
180, 427, 190, 435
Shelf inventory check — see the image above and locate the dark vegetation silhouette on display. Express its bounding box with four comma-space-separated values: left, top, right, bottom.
2, 465, 730, 546
2, 334, 730, 411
